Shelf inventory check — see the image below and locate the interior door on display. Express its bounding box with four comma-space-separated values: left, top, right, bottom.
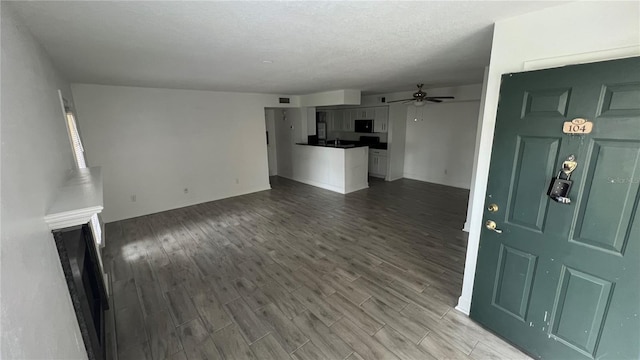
471, 57, 640, 360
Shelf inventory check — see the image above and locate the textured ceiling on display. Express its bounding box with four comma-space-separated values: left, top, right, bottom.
8, 1, 566, 94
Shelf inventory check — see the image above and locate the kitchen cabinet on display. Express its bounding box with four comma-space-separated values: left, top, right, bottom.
342, 110, 354, 131
324, 110, 352, 132
325, 110, 341, 131
318, 106, 388, 133
368, 149, 387, 178
354, 108, 375, 120
332, 110, 343, 131
373, 107, 389, 133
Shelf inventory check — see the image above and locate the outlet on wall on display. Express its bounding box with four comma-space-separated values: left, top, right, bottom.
184, 188, 189, 194
235, 178, 239, 184
131, 194, 136, 202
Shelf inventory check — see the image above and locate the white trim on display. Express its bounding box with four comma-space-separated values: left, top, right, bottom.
44, 206, 103, 230
523, 45, 640, 71
455, 299, 471, 315
401, 173, 470, 190
104, 184, 272, 223
278, 174, 369, 194
462, 67, 489, 234
345, 182, 369, 194
45, 167, 104, 230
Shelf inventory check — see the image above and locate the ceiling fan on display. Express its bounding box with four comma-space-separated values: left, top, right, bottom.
387, 84, 454, 106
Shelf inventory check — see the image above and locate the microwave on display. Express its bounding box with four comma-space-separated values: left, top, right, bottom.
354, 119, 373, 133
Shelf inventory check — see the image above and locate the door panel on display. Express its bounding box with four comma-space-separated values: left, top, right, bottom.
506, 136, 560, 232
492, 244, 537, 321
572, 140, 640, 254
521, 88, 571, 118
549, 266, 613, 357
598, 82, 640, 117
471, 57, 640, 360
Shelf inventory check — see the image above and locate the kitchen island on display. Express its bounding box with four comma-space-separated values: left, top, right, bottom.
291, 143, 369, 194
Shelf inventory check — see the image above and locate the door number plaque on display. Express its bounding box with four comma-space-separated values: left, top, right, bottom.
563, 118, 593, 134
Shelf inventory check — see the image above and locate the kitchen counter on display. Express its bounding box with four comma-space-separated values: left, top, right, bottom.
289, 144, 369, 194
296, 143, 365, 149
298, 142, 388, 150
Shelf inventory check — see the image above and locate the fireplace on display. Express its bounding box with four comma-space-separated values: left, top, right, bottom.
54, 223, 109, 360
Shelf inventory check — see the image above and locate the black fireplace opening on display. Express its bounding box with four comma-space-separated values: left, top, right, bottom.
54, 224, 109, 360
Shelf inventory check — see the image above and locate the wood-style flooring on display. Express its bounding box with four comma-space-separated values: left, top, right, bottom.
104, 176, 530, 360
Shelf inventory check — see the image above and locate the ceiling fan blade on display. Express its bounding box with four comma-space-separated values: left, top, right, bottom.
427, 99, 443, 103
426, 96, 455, 100
386, 98, 414, 103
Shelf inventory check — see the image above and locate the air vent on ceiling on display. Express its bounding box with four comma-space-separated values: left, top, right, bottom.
279, 97, 290, 104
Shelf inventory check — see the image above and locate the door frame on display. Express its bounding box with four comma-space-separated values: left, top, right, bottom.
456, 51, 640, 314
264, 109, 278, 177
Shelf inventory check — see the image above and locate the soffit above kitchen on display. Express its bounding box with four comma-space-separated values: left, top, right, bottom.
8, 1, 568, 95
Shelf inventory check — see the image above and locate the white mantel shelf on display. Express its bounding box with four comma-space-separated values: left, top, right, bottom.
45, 167, 104, 230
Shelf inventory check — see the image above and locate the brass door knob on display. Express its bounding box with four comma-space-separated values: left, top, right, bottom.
485, 220, 503, 234
487, 204, 499, 212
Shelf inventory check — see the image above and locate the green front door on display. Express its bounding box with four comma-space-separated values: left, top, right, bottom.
470, 57, 640, 359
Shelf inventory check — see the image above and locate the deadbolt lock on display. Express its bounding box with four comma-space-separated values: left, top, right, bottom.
487, 204, 499, 212
485, 220, 503, 234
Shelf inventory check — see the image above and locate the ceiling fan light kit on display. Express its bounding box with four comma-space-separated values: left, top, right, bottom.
387, 84, 455, 106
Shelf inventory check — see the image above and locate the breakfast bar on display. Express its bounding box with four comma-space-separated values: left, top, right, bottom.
291, 143, 369, 194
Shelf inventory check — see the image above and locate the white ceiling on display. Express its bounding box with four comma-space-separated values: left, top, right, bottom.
9, 1, 566, 95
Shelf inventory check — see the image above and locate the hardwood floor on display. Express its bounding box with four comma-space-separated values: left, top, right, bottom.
104, 177, 530, 360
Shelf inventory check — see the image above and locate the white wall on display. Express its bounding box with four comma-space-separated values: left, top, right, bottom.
300, 89, 361, 107
274, 108, 305, 179
403, 84, 482, 189
386, 103, 407, 181
306, 107, 316, 136
457, 1, 640, 315
1, 5, 86, 359
72, 84, 280, 222
265, 109, 278, 176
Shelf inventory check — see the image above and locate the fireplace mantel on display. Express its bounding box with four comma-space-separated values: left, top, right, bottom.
46, 166, 108, 297
45, 166, 103, 230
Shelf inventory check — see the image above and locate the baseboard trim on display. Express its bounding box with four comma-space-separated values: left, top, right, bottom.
386, 175, 404, 182
104, 184, 272, 223
402, 174, 471, 191
456, 295, 471, 315
345, 182, 369, 194
278, 175, 346, 194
